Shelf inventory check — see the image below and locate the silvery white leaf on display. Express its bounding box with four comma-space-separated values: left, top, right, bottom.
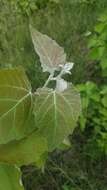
30, 26, 66, 73
63, 62, 74, 73
56, 78, 68, 92
64, 62, 74, 70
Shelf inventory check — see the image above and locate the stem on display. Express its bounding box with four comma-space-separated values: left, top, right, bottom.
57, 69, 64, 79
43, 72, 54, 88
43, 68, 64, 89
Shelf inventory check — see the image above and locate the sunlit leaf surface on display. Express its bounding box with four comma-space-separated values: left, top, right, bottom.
0, 67, 34, 144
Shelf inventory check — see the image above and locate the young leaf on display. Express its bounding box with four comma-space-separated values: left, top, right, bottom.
56, 78, 68, 92
30, 26, 66, 73
60, 62, 74, 75
0, 67, 34, 144
0, 131, 47, 166
33, 85, 81, 151
0, 164, 23, 190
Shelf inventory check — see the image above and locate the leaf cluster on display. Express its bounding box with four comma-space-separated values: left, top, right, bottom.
88, 10, 107, 77
0, 27, 81, 189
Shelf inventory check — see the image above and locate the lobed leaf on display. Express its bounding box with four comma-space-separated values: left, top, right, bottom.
0, 67, 35, 144
33, 85, 81, 151
30, 26, 66, 73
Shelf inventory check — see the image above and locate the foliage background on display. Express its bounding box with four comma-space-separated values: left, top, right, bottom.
0, 0, 107, 189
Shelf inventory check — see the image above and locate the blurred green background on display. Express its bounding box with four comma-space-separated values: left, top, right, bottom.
0, 0, 107, 189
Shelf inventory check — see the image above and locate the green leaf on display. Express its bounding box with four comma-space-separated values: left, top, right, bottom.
101, 86, 107, 94
102, 96, 107, 107
86, 81, 97, 92
33, 85, 81, 151
30, 26, 66, 73
0, 131, 47, 166
0, 67, 35, 144
88, 36, 98, 48
101, 57, 107, 69
99, 107, 107, 117
89, 48, 100, 60
98, 12, 107, 22
76, 84, 86, 92
79, 114, 86, 131
94, 23, 105, 33
81, 97, 89, 109
0, 164, 23, 190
